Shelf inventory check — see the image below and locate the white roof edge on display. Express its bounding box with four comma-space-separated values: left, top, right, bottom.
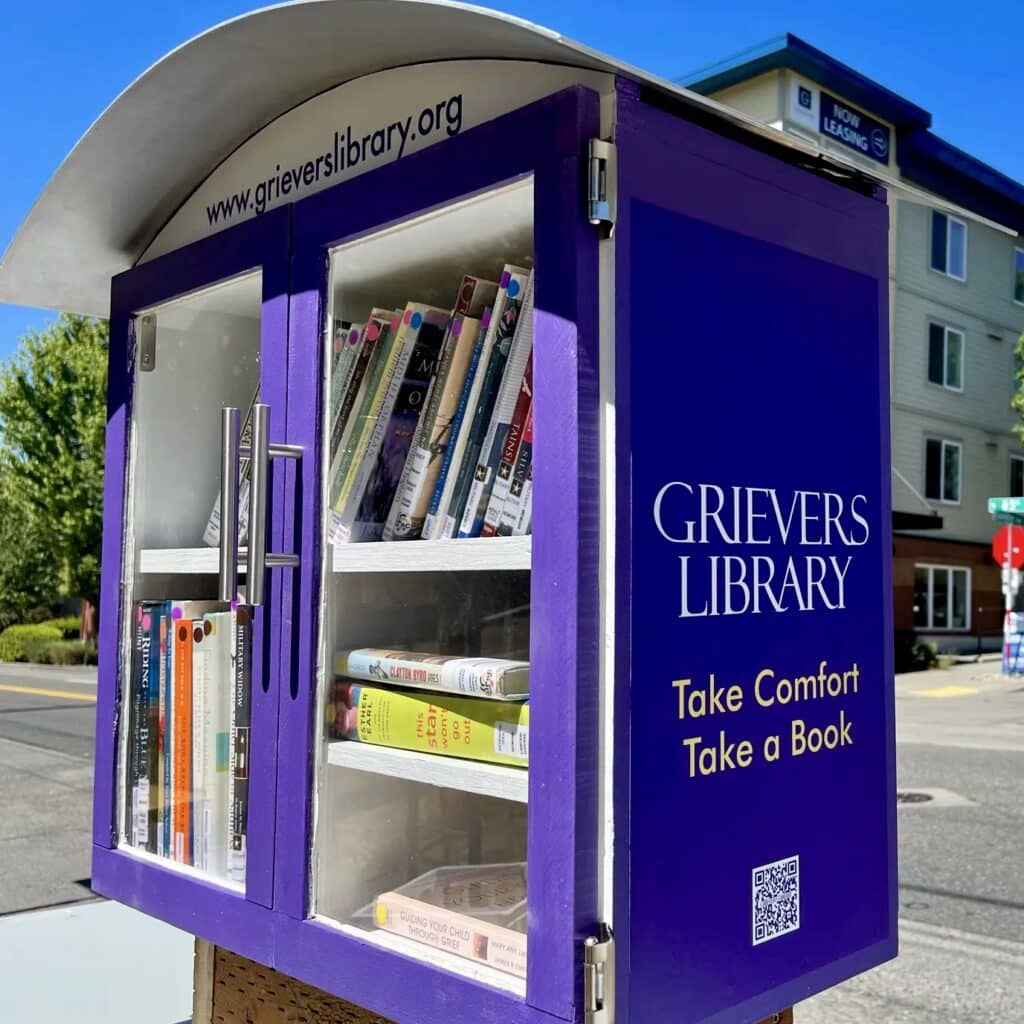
0, 0, 883, 317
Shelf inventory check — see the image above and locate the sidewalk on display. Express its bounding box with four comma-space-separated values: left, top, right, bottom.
0, 899, 193, 1024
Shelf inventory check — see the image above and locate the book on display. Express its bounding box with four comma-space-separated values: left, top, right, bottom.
157, 604, 170, 857
442, 266, 531, 538
127, 602, 158, 848
203, 386, 260, 547
345, 307, 449, 542
326, 320, 365, 457
228, 605, 252, 885
374, 863, 527, 978
384, 313, 483, 540
329, 308, 410, 519
331, 305, 403, 509
336, 649, 529, 700
190, 620, 209, 869
421, 309, 492, 540
481, 351, 532, 538
171, 617, 194, 864
498, 404, 533, 537
458, 272, 534, 538
145, 605, 163, 854
332, 683, 529, 766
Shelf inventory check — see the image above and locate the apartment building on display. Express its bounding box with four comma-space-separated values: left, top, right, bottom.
684, 35, 1024, 650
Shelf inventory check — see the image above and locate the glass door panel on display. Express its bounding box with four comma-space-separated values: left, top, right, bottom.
311, 181, 535, 986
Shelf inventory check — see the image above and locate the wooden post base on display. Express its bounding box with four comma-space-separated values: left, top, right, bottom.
193, 940, 793, 1024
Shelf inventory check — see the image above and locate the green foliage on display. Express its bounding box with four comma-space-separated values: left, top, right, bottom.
33, 639, 97, 666
0, 314, 107, 610
40, 615, 82, 639
1013, 333, 1024, 445
893, 631, 939, 673
0, 623, 63, 662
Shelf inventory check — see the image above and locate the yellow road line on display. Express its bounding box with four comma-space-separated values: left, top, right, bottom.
911, 685, 979, 699
0, 683, 96, 703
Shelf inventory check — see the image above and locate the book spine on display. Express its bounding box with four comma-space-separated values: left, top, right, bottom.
145, 606, 162, 854
126, 605, 146, 846
172, 619, 193, 864
336, 650, 528, 699
162, 605, 174, 857
481, 349, 533, 537
228, 607, 252, 885
338, 684, 529, 766
459, 273, 534, 538
206, 613, 232, 879
443, 270, 529, 538
330, 314, 405, 515
498, 405, 534, 537
156, 606, 167, 856
374, 893, 526, 978
191, 621, 208, 871
382, 318, 455, 541
515, 467, 533, 535
422, 312, 490, 540
349, 312, 448, 542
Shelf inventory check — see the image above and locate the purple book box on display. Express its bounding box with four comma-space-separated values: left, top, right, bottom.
0, 4, 895, 1023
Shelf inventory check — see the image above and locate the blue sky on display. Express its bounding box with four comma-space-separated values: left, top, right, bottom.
1, 0, 1021, 360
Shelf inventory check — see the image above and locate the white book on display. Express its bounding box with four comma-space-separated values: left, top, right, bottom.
201, 612, 232, 879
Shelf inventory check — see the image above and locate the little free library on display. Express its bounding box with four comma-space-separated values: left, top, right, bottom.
0, 3, 897, 1022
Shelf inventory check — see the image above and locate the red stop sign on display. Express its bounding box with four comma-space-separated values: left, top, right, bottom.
992, 525, 1024, 568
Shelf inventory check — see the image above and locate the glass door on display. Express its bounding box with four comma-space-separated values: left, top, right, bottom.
95, 207, 292, 911
276, 87, 602, 1020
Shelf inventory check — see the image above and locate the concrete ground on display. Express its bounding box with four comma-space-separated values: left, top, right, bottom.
799, 657, 1024, 1022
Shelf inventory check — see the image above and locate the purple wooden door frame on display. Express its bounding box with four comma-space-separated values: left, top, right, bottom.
612, 80, 896, 1022
93, 206, 292, 934
276, 86, 601, 1021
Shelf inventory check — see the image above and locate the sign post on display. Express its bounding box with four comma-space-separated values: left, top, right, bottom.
987, 500, 1024, 673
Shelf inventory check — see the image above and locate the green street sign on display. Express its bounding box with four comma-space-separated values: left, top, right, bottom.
994, 511, 1024, 525
989, 497, 1024, 516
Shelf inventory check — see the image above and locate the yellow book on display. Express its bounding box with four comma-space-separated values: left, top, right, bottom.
333, 682, 528, 766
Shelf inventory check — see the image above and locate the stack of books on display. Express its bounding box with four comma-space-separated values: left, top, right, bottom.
372, 862, 526, 978
328, 649, 529, 768
327, 265, 536, 543
125, 600, 252, 884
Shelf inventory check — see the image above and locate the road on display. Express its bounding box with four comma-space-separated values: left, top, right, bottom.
0, 659, 1021, 1021
0, 662, 97, 914
800, 659, 1024, 1023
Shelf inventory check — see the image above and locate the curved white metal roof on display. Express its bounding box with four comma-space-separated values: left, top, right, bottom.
0, 0, 859, 316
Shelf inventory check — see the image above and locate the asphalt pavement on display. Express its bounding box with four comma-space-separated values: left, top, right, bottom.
0, 659, 1021, 1021
799, 658, 1024, 1022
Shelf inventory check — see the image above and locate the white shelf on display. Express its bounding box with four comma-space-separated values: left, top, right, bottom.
331, 536, 531, 574
138, 536, 531, 575
327, 742, 527, 803
138, 547, 219, 574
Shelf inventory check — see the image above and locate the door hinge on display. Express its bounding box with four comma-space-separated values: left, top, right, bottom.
584, 926, 614, 1024
137, 313, 157, 373
587, 139, 616, 237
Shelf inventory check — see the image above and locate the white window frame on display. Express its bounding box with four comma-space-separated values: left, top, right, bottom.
925, 437, 962, 505
1014, 247, 1024, 306
1012, 454, 1024, 497
931, 210, 967, 282
914, 564, 971, 632
926, 321, 965, 392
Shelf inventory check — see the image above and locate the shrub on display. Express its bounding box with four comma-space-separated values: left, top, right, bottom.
0, 623, 63, 662
893, 630, 939, 673
37, 640, 97, 666
40, 616, 81, 640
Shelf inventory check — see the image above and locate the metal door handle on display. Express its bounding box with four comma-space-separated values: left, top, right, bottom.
246, 402, 302, 607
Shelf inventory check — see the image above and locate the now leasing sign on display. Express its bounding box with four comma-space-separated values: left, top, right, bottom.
819, 92, 890, 165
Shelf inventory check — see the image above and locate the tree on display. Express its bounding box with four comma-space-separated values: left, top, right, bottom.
0, 314, 107, 627
0, 476, 59, 630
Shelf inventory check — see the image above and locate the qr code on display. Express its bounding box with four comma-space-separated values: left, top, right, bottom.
752, 855, 800, 945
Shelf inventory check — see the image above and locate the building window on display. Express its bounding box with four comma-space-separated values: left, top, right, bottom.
1012, 455, 1024, 497
927, 322, 964, 390
1015, 248, 1024, 305
914, 565, 970, 630
925, 437, 961, 503
931, 210, 967, 281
